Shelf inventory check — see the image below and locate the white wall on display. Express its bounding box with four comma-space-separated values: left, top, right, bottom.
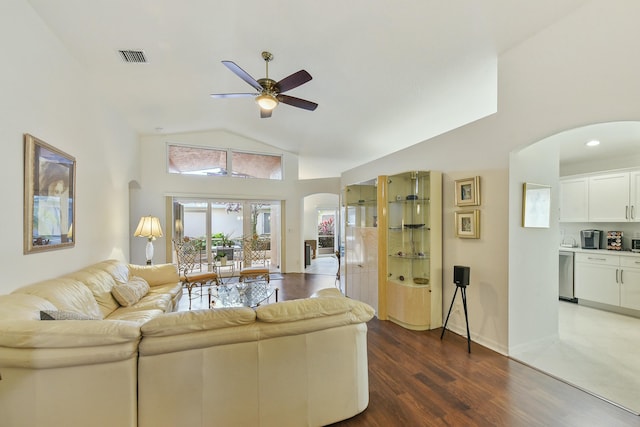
0, 0, 138, 293
443, 170, 509, 353
343, 0, 640, 354
508, 140, 560, 355
136, 130, 340, 272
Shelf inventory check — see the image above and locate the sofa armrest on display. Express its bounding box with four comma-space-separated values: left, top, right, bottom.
0, 319, 141, 369
139, 308, 257, 356
141, 308, 256, 337
128, 263, 180, 287
255, 291, 375, 324
0, 319, 140, 348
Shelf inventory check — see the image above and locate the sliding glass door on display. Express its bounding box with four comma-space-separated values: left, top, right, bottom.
171, 198, 280, 273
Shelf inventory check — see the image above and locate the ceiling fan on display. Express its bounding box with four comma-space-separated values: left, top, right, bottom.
211, 51, 318, 118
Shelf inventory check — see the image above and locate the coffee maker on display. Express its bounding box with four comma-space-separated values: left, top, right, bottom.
580, 229, 603, 249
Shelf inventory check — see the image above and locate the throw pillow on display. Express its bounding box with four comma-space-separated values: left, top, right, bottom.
111, 276, 150, 307
40, 310, 97, 320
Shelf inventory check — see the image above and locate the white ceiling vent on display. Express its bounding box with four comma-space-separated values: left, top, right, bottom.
118, 50, 147, 63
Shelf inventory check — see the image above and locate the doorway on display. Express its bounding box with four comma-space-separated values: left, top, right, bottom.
509, 121, 640, 414
303, 194, 339, 276
316, 208, 336, 256
171, 198, 281, 273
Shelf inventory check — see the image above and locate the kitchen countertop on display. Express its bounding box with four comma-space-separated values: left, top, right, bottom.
559, 246, 640, 258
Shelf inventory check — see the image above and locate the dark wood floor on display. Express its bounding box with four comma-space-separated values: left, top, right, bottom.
274, 273, 640, 427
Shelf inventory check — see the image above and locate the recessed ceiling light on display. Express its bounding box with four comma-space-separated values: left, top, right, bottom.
585, 140, 600, 147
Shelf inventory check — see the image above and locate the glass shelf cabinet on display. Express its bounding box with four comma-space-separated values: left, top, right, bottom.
343, 183, 379, 312
378, 171, 442, 330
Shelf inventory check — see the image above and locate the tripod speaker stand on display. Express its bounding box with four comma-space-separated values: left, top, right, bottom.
441, 265, 471, 353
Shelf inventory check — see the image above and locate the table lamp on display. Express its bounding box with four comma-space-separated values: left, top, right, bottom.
134, 215, 163, 265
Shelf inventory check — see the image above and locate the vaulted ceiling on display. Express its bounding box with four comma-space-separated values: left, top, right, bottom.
27, 0, 589, 178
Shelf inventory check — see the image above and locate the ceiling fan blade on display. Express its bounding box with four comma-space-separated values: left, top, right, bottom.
276, 70, 312, 93
221, 60, 263, 92
278, 94, 318, 111
260, 109, 273, 119
210, 93, 257, 98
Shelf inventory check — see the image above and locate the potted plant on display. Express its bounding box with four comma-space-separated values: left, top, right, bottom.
215, 251, 228, 266
213, 231, 235, 260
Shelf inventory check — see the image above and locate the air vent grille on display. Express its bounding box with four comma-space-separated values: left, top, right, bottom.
118, 50, 147, 63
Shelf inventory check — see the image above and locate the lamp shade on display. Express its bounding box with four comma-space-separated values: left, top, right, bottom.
134, 216, 163, 239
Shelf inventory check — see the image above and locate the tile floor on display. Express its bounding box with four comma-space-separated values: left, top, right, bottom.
512, 301, 640, 415
304, 254, 339, 275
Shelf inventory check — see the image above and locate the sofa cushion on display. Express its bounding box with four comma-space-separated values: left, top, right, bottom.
11, 277, 103, 320
128, 263, 180, 287
40, 310, 99, 320
0, 294, 57, 321
65, 268, 120, 318
106, 308, 165, 324
95, 259, 131, 285
112, 276, 150, 307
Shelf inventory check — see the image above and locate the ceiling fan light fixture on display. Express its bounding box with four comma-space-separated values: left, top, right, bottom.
256, 93, 278, 110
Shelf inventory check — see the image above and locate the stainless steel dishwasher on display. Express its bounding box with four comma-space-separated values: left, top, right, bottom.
559, 251, 577, 302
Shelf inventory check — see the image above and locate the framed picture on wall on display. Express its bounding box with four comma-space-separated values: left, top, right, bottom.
522, 182, 551, 228
24, 134, 76, 254
454, 176, 480, 206
455, 210, 480, 239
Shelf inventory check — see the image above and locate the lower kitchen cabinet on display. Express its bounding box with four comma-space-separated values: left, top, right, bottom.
620, 257, 640, 311
575, 252, 640, 311
575, 253, 620, 306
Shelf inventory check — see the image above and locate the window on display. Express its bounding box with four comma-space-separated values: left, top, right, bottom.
231, 151, 282, 180
168, 145, 227, 176
168, 144, 282, 180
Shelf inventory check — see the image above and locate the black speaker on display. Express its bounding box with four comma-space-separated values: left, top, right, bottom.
453, 265, 470, 287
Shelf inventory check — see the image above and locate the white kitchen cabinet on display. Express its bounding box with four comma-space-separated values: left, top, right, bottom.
559, 177, 588, 222
560, 169, 640, 222
631, 170, 640, 222
588, 172, 630, 222
575, 252, 640, 311
575, 253, 620, 306
620, 256, 640, 310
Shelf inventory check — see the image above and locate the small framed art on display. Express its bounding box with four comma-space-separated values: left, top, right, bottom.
454, 176, 480, 206
522, 182, 551, 228
455, 210, 480, 239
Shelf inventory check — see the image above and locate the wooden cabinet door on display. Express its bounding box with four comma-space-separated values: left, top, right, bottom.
559, 177, 588, 222
575, 262, 620, 306
588, 173, 630, 222
620, 268, 640, 310
630, 170, 640, 222
620, 257, 640, 310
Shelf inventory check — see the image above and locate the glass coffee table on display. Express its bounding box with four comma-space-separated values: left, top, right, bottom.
208, 281, 277, 308
212, 261, 235, 284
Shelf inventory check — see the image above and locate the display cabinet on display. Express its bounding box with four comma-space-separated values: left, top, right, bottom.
344, 183, 379, 312
378, 171, 442, 330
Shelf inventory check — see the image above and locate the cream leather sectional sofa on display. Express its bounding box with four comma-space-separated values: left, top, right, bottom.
0, 260, 375, 427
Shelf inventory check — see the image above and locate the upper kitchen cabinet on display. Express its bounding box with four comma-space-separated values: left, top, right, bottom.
632, 170, 640, 222
561, 169, 640, 223
588, 171, 639, 222
559, 177, 588, 222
